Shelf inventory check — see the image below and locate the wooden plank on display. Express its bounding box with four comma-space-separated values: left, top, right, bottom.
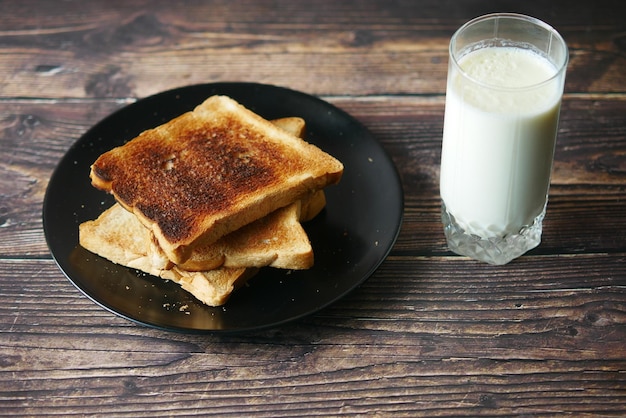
0, 1, 623, 99
0, 100, 128, 257
4, 253, 624, 331
0, 256, 624, 415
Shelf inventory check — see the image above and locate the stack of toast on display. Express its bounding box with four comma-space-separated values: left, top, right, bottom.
79, 95, 344, 306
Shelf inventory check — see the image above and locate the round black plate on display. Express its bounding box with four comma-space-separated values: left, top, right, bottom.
43, 82, 403, 333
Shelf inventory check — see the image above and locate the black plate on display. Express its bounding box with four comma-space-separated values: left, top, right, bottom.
43, 82, 403, 333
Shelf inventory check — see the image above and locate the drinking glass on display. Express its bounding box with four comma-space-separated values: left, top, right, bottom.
440, 13, 568, 264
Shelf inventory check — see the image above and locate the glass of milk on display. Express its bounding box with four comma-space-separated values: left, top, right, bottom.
440, 13, 568, 265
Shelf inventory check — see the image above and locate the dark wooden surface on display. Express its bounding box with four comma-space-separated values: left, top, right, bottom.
1, 0, 625, 416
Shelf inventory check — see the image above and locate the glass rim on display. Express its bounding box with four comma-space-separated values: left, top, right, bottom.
449, 13, 569, 92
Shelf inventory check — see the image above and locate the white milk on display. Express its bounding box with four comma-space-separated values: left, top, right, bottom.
440, 46, 562, 238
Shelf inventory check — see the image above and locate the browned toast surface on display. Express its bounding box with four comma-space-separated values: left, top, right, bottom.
90, 95, 343, 264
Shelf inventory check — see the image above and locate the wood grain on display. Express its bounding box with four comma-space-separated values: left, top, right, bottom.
0, 1, 624, 99
1, 0, 625, 416
1, 255, 625, 415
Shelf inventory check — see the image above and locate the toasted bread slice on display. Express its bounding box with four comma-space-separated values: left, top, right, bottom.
90, 95, 343, 264
78, 203, 254, 306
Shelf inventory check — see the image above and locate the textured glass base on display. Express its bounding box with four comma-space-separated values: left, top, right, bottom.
441, 203, 544, 265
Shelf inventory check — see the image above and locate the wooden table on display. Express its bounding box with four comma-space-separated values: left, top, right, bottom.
2, 1, 625, 416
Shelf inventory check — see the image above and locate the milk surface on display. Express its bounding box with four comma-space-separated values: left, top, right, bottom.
440, 46, 562, 238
